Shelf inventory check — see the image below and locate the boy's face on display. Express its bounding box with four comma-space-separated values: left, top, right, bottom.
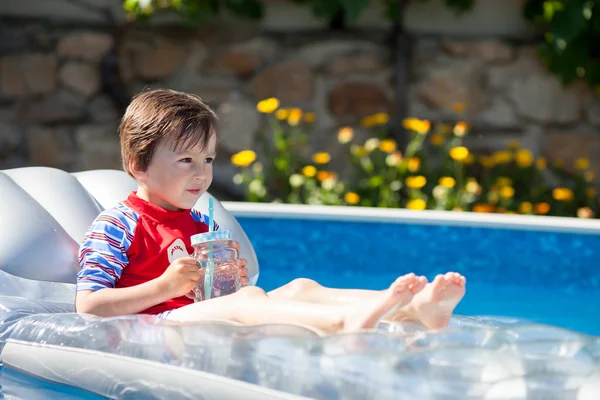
135, 133, 217, 211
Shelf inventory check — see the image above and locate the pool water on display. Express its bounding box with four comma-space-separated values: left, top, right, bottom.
236, 216, 600, 336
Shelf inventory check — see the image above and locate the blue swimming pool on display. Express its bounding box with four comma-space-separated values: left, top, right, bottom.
235, 214, 600, 336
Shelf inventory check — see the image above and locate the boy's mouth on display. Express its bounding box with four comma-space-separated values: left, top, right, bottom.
187, 189, 201, 195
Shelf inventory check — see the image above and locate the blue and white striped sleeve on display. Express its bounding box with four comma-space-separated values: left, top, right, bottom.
191, 209, 219, 231
76, 206, 138, 292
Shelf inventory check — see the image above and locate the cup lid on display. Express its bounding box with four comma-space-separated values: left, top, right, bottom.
190, 230, 232, 246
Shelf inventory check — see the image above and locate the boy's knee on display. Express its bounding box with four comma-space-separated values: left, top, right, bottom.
285, 278, 320, 294
237, 286, 268, 299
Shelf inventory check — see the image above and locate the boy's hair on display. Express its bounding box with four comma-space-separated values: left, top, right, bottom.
119, 88, 218, 176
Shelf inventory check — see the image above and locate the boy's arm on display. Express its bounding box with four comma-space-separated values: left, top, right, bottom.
76, 280, 169, 317
75, 209, 170, 317
76, 256, 201, 317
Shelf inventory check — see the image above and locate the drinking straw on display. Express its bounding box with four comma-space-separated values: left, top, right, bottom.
204, 197, 214, 300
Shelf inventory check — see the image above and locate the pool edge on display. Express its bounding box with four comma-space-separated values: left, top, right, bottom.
222, 201, 600, 235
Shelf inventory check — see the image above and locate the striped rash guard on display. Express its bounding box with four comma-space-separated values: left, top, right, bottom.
76, 192, 219, 315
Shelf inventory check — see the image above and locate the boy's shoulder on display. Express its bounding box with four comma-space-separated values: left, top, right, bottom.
190, 208, 219, 231
90, 201, 139, 233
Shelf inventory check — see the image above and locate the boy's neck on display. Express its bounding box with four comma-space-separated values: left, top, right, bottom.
135, 186, 183, 212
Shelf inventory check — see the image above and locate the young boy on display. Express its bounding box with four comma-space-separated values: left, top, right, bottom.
76, 89, 466, 334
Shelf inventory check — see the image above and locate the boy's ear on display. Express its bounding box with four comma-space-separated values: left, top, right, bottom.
129, 160, 147, 181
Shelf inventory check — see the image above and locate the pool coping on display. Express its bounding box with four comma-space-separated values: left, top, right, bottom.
222, 201, 600, 235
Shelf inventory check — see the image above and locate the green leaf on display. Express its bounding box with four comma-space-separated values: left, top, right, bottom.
123, 0, 139, 12
340, 0, 370, 20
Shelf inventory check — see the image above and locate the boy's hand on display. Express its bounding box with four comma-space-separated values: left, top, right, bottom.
230, 240, 249, 286
158, 257, 202, 298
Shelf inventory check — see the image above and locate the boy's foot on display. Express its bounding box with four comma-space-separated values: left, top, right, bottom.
408, 272, 466, 329
342, 274, 424, 332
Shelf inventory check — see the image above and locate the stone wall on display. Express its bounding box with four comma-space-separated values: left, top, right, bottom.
1, 3, 599, 196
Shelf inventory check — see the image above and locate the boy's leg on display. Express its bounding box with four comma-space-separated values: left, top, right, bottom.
165, 274, 421, 334
267, 272, 466, 329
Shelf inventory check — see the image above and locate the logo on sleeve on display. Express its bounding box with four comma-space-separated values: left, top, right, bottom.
167, 238, 189, 263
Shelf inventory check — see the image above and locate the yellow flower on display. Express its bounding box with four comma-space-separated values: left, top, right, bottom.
275, 108, 290, 120
430, 133, 445, 146
577, 207, 595, 219
378, 139, 397, 153
402, 118, 431, 134
552, 187, 574, 202
439, 176, 456, 188
361, 112, 389, 128
231, 150, 257, 167
302, 165, 317, 177
351, 145, 367, 157
337, 127, 354, 144
479, 155, 495, 169
587, 187, 596, 198
452, 102, 465, 114
304, 112, 316, 123
472, 203, 494, 213
499, 186, 515, 199
554, 158, 564, 168
256, 97, 279, 114
575, 158, 590, 171
536, 157, 547, 169
496, 177, 512, 187
453, 121, 468, 137
507, 140, 520, 150
316, 171, 337, 182
407, 157, 421, 172
406, 199, 427, 210
515, 149, 534, 167
534, 202, 550, 215
312, 152, 331, 164
449, 146, 469, 162
519, 202, 533, 214
344, 192, 360, 205
287, 108, 303, 126
405, 175, 427, 189
385, 151, 403, 167
493, 151, 513, 164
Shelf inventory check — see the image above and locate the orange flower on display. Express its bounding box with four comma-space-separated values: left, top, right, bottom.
534, 202, 550, 215
407, 157, 421, 172
287, 108, 303, 126
378, 139, 397, 153
317, 171, 337, 182
472, 203, 495, 213
344, 192, 360, 205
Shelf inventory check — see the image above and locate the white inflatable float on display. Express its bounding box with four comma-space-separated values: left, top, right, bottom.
0, 167, 599, 400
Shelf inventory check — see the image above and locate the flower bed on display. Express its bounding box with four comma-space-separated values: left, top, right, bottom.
231, 98, 598, 219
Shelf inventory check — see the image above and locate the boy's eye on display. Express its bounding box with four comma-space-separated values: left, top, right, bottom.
179, 157, 192, 163
205, 157, 214, 164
